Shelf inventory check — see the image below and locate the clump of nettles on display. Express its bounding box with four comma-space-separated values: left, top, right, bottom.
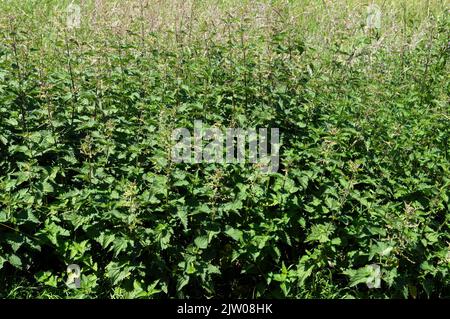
0, 0, 449, 299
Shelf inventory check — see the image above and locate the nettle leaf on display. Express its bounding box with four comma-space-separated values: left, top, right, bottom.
5, 233, 25, 252
424, 231, 439, 244
344, 265, 381, 288
383, 268, 398, 287
369, 242, 394, 260
65, 213, 92, 230
220, 200, 243, 214
177, 275, 190, 292
68, 240, 90, 260
5, 118, 18, 126
20, 210, 39, 224
42, 181, 54, 194
154, 224, 173, 250
297, 256, 314, 287
105, 261, 134, 285
325, 197, 340, 211
306, 223, 335, 243
35, 271, 58, 288
0, 211, 7, 222
112, 237, 134, 257
176, 208, 188, 230
38, 221, 70, 246
331, 237, 341, 246
194, 236, 209, 249
96, 232, 116, 249
283, 177, 299, 194
225, 226, 243, 241
8, 254, 22, 269
207, 264, 221, 275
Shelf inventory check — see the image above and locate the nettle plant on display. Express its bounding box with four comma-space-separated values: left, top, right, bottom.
0, 1, 449, 299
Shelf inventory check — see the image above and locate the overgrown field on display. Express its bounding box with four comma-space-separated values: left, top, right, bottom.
0, 0, 449, 298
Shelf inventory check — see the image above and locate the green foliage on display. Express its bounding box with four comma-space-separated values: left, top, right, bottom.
0, 0, 449, 299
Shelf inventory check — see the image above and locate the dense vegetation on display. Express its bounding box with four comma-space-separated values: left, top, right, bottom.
0, 0, 449, 298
